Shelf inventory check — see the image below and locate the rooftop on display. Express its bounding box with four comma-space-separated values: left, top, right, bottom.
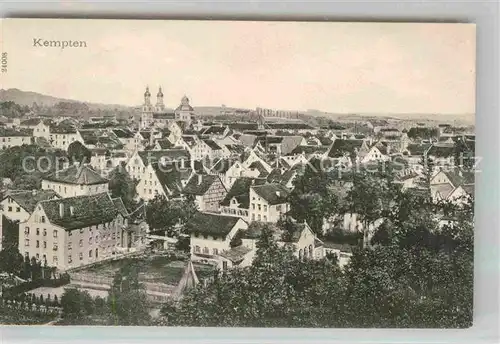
43, 164, 108, 185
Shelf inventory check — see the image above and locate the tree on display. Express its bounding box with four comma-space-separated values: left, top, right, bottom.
288, 161, 339, 234
108, 164, 137, 210
108, 263, 151, 325
146, 194, 197, 236
61, 288, 94, 319
67, 141, 91, 164
344, 171, 393, 248
0, 243, 23, 276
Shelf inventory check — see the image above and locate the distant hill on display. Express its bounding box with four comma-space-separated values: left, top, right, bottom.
0, 88, 132, 111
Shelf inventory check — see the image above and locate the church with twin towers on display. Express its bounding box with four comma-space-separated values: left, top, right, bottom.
140, 86, 195, 129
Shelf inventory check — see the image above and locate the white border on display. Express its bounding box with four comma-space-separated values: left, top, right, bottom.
0, 1, 498, 343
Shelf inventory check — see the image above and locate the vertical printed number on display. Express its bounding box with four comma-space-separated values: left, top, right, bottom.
1, 52, 7, 73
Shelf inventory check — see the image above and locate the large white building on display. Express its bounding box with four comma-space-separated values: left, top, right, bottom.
19, 192, 128, 270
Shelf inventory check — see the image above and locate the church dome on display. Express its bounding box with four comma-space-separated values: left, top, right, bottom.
144, 87, 151, 97
157, 87, 163, 97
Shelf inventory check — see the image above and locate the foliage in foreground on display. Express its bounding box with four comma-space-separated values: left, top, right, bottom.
157, 192, 473, 328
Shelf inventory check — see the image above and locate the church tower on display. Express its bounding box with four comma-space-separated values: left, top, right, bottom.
141, 86, 153, 129
155, 86, 165, 112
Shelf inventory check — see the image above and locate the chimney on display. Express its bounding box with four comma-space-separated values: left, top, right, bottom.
59, 203, 64, 218
197, 174, 203, 185
69, 206, 74, 216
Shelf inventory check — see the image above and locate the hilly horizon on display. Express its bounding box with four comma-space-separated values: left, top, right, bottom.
0, 88, 474, 125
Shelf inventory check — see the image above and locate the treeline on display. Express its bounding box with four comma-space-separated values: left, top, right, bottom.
0, 101, 30, 118
0, 144, 67, 190
407, 127, 440, 139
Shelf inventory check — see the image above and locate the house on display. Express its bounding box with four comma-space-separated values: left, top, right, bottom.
253, 135, 306, 155
125, 149, 191, 181
135, 162, 190, 201
265, 122, 316, 135
201, 125, 230, 139
48, 125, 83, 150
1, 190, 60, 223
19, 192, 128, 270
19, 118, 51, 139
153, 139, 174, 150
322, 242, 353, 268
219, 177, 267, 221
0, 128, 33, 149
182, 174, 227, 212
426, 144, 455, 167
249, 183, 291, 223
112, 129, 144, 152
327, 139, 370, 167
41, 164, 109, 198
167, 121, 187, 144
217, 221, 321, 271
187, 212, 248, 265
430, 168, 475, 204
394, 169, 421, 190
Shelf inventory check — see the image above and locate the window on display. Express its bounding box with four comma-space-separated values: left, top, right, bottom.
258, 214, 261, 221
264, 205, 267, 212
53, 230, 58, 238
43, 229, 47, 236
53, 256, 58, 265
79, 239, 83, 247
252, 203, 255, 210
68, 243, 72, 250
36, 240, 40, 248
203, 247, 209, 254
79, 253, 83, 260
7, 206, 12, 212
263, 215, 267, 222
212, 248, 218, 255
258, 204, 261, 211
43, 241, 47, 249
69, 231, 72, 236
194, 245, 200, 253
95, 235, 99, 243
89, 237, 93, 244
80, 228, 84, 234
36, 228, 40, 235
53, 244, 58, 251
16, 207, 20, 212
24, 227, 30, 234
36, 253, 39, 259
24, 239, 29, 247
222, 261, 228, 271
89, 250, 92, 258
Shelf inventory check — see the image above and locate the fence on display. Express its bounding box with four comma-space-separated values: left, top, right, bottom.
0, 297, 62, 324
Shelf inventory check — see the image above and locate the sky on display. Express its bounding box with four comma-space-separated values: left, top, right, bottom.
1, 19, 476, 114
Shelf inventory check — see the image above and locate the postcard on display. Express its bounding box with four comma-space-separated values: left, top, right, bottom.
0, 19, 475, 327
